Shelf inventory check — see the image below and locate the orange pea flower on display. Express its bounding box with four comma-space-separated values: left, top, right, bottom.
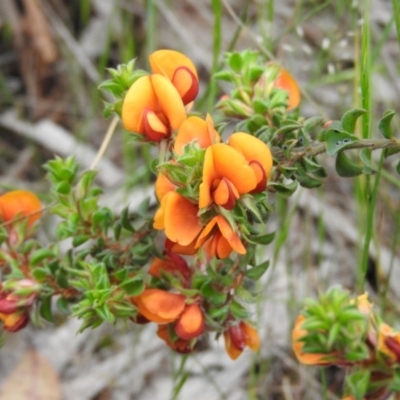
153, 191, 202, 247
0, 190, 42, 228
270, 63, 301, 110
223, 321, 260, 360
292, 315, 332, 365
196, 215, 246, 259
377, 323, 400, 363
174, 114, 220, 155
149, 50, 199, 105
134, 289, 205, 342
122, 50, 199, 142
199, 133, 272, 210
133, 289, 186, 324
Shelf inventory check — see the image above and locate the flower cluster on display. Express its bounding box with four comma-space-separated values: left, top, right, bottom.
116, 49, 302, 357
292, 288, 400, 399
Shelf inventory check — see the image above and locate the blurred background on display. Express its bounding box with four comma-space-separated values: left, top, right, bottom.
0, 0, 399, 399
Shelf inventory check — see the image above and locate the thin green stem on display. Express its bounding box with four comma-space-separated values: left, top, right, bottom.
392, 0, 400, 48
145, 0, 157, 65
171, 354, 189, 400
358, 151, 385, 291
208, 0, 222, 109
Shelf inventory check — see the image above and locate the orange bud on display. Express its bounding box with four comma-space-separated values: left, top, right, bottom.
0, 190, 42, 227
223, 321, 260, 360
0, 310, 29, 332
271, 65, 300, 110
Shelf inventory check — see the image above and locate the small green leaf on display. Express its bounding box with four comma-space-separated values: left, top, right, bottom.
30, 249, 55, 266
200, 281, 227, 306
39, 296, 54, 322
32, 267, 48, 281
378, 110, 395, 139
121, 277, 144, 296
335, 151, 363, 177
341, 108, 367, 133
72, 235, 90, 247
55, 181, 71, 195
230, 300, 251, 319
325, 130, 359, 156
327, 322, 341, 349
121, 207, 135, 232
213, 70, 233, 82
268, 181, 298, 197
228, 53, 243, 73
245, 260, 270, 280
247, 232, 275, 245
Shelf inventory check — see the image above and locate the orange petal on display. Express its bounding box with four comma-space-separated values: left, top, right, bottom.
162, 192, 202, 246
151, 74, 187, 130
249, 160, 267, 193
122, 76, 158, 133
242, 322, 260, 351
223, 330, 243, 360
273, 66, 301, 110
175, 303, 205, 340
135, 289, 186, 324
0, 190, 42, 227
149, 49, 198, 82
171, 66, 199, 104
292, 315, 330, 365
155, 173, 176, 202
228, 133, 273, 179
142, 108, 169, 141
196, 217, 218, 248
153, 200, 167, 231
174, 115, 220, 155
212, 178, 239, 210
215, 215, 246, 255
199, 147, 217, 209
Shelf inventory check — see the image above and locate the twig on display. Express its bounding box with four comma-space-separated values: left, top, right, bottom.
90, 116, 119, 171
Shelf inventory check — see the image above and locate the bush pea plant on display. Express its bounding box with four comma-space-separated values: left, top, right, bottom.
1, 47, 400, 399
